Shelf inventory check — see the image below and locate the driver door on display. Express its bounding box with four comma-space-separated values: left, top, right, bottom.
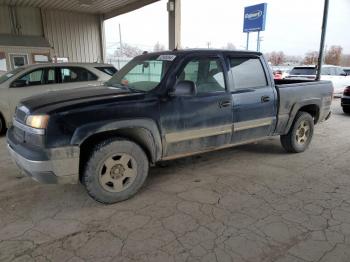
160, 55, 233, 158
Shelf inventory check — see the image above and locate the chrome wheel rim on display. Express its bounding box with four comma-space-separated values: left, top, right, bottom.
295, 120, 310, 145
99, 153, 137, 193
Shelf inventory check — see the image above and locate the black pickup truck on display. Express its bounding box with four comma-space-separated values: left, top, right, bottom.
7, 50, 333, 204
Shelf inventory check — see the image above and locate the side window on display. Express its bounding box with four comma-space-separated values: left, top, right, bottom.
178, 58, 226, 93
47, 68, 57, 84
321, 68, 331, 75
229, 57, 267, 89
330, 67, 337, 76
60, 67, 97, 83
95, 67, 117, 76
16, 69, 44, 86
336, 67, 346, 76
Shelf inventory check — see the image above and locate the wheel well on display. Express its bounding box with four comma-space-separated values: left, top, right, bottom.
298, 104, 320, 124
79, 128, 156, 182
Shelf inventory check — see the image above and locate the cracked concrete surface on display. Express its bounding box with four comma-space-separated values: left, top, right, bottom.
0, 102, 349, 262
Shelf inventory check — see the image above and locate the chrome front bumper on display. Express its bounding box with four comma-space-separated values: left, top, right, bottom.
7, 144, 80, 184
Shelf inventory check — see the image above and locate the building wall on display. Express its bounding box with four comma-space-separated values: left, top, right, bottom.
0, 45, 51, 73
0, 6, 13, 34
0, 5, 103, 71
42, 9, 102, 63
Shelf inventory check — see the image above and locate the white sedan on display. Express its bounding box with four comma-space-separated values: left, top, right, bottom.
0, 63, 117, 133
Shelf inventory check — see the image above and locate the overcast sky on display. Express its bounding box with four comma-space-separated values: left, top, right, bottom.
105, 0, 350, 56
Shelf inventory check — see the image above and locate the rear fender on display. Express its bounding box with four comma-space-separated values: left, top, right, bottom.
284, 99, 321, 133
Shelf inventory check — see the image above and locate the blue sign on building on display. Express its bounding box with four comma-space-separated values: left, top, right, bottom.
243, 3, 267, 32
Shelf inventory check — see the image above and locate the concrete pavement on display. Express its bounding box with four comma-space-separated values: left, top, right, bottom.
0, 101, 349, 262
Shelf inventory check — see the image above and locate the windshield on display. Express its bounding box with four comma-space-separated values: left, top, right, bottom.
0, 67, 25, 84
105, 54, 175, 92
289, 67, 316, 76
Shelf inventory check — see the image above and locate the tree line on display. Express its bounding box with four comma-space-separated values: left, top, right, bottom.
111, 42, 350, 67
266, 45, 350, 66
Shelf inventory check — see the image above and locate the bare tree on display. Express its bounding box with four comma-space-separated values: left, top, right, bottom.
266, 51, 286, 66
114, 43, 143, 58
153, 42, 166, 52
303, 51, 319, 65
340, 54, 350, 67
325, 45, 343, 65
223, 42, 236, 50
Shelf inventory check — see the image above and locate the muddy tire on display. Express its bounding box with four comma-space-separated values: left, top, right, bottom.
83, 138, 149, 204
280, 112, 314, 153
343, 107, 350, 115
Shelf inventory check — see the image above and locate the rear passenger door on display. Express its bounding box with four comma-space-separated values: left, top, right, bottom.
227, 55, 277, 143
53, 67, 100, 91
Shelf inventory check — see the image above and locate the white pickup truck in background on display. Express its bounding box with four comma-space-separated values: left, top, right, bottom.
286, 65, 350, 97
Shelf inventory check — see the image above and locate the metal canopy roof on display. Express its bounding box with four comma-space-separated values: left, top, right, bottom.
0, 0, 159, 19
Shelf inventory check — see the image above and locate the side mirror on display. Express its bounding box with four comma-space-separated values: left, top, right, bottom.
11, 79, 27, 88
169, 80, 197, 97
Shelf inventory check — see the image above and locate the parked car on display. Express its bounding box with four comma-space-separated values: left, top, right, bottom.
7, 50, 333, 204
271, 66, 291, 79
286, 65, 349, 97
0, 63, 116, 133
341, 86, 350, 114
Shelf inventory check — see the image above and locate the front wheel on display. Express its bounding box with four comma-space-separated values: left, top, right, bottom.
280, 112, 314, 153
83, 138, 149, 204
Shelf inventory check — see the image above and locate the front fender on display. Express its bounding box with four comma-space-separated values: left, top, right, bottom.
70, 118, 162, 162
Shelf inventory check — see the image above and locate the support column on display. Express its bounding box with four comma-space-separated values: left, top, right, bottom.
99, 15, 106, 63
168, 0, 181, 50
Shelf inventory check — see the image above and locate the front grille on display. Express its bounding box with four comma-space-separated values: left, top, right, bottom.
15, 106, 29, 123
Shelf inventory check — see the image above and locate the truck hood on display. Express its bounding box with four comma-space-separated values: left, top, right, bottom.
20, 86, 144, 113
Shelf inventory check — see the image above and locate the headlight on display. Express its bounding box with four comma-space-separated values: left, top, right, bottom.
26, 115, 49, 129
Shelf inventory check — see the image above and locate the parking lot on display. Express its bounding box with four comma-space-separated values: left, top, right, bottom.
0, 101, 349, 262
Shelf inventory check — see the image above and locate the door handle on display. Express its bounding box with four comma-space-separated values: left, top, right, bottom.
219, 100, 231, 108
261, 96, 270, 103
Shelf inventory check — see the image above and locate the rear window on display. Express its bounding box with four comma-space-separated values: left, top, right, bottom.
95, 67, 117, 76
289, 67, 316, 75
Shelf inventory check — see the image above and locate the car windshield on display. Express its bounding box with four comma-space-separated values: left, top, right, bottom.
105, 54, 175, 92
0, 67, 25, 84
289, 67, 316, 76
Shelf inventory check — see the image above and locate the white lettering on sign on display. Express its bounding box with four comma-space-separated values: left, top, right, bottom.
245, 10, 262, 20
157, 55, 176, 61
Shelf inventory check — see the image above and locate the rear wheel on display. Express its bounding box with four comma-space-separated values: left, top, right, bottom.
343, 107, 350, 115
83, 138, 149, 204
280, 112, 314, 153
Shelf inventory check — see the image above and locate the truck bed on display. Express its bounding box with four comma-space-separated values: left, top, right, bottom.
273, 80, 333, 135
